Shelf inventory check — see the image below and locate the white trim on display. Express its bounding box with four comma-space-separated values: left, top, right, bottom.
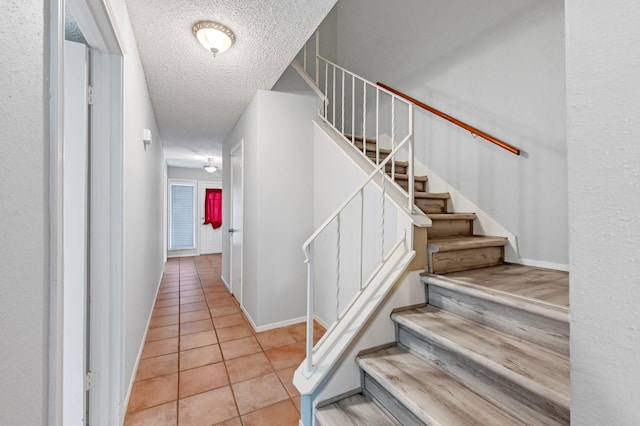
229, 141, 244, 305
313, 315, 329, 330
66, 0, 123, 55
240, 304, 306, 333
48, 0, 65, 423
166, 252, 200, 259
291, 60, 327, 101
220, 275, 231, 290
517, 258, 569, 272
123, 274, 163, 416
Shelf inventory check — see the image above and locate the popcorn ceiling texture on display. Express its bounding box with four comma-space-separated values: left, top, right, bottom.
126, 0, 337, 166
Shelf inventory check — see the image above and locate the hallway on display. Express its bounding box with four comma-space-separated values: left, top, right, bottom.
124, 255, 324, 425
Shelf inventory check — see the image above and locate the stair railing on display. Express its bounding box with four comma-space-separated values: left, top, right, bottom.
302, 135, 413, 376
295, 30, 418, 381
376, 82, 521, 156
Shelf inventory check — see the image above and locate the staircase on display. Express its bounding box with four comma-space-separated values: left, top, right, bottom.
292, 51, 569, 425
312, 136, 570, 425
353, 135, 509, 275
316, 272, 570, 425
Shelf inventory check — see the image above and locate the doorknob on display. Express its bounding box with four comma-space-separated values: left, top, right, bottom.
228, 228, 239, 233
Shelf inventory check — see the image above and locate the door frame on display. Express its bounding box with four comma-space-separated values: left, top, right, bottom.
229, 140, 244, 304
198, 180, 223, 255
49, 0, 125, 424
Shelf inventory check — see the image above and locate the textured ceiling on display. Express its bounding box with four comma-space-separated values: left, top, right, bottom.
126, 0, 336, 169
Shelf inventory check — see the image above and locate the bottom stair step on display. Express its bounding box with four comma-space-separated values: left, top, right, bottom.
316, 394, 396, 426
358, 345, 525, 425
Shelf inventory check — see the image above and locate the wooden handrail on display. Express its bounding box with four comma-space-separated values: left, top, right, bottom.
376, 82, 521, 156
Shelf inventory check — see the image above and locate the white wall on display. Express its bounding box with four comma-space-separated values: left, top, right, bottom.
0, 0, 48, 424
107, 0, 167, 412
223, 88, 321, 329
167, 166, 223, 257
335, 0, 568, 266
566, 1, 640, 424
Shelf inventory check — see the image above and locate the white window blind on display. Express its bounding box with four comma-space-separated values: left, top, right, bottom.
169, 181, 195, 250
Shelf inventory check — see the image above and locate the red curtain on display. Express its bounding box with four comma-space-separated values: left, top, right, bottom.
204, 188, 222, 229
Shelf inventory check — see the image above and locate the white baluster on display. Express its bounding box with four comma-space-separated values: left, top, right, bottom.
362, 81, 367, 155
391, 97, 396, 180
336, 214, 341, 320
341, 70, 345, 135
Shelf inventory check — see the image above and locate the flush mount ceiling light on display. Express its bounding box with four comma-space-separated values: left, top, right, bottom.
192, 21, 235, 56
203, 158, 217, 173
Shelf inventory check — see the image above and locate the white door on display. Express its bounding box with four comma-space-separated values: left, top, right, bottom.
229, 142, 244, 301
199, 181, 223, 254
63, 40, 89, 426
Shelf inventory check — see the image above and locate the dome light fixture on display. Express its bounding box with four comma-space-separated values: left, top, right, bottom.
192, 21, 235, 57
203, 158, 217, 173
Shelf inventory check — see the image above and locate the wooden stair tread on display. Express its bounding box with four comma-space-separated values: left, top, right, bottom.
429, 213, 476, 220
428, 235, 508, 252
392, 306, 570, 408
391, 173, 427, 182
358, 345, 526, 425
414, 191, 450, 199
316, 394, 395, 426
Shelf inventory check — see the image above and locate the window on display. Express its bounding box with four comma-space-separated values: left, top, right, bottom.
169, 180, 196, 250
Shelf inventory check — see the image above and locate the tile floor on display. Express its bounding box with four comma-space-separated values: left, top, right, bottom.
125, 255, 325, 426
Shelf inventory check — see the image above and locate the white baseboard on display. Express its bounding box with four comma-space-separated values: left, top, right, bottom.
220, 275, 231, 290
166, 252, 198, 258
123, 274, 163, 413
240, 304, 306, 333
313, 314, 329, 330
517, 258, 569, 272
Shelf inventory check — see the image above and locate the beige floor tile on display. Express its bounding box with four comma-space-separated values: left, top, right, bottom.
216, 324, 253, 343
213, 313, 247, 329
210, 305, 241, 317
180, 295, 206, 305
256, 328, 297, 351
135, 353, 178, 381
149, 314, 179, 329
232, 373, 289, 415
178, 387, 238, 426
153, 305, 179, 317
157, 291, 179, 301
155, 298, 180, 308
264, 342, 306, 370
180, 319, 214, 336
141, 337, 179, 360
241, 400, 299, 426
225, 352, 273, 384
180, 301, 208, 313
214, 417, 241, 426
180, 344, 223, 371
124, 401, 177, 426
179, 362, 229, 398
292, 396, 301, 413
180, 289, 204, 298
180, 309, 211, 324
146, 324, 179, 342
220, 336, 262, 360
276, 366, 299, 397
127, 373, 178, 413
180, 330, 218, 351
